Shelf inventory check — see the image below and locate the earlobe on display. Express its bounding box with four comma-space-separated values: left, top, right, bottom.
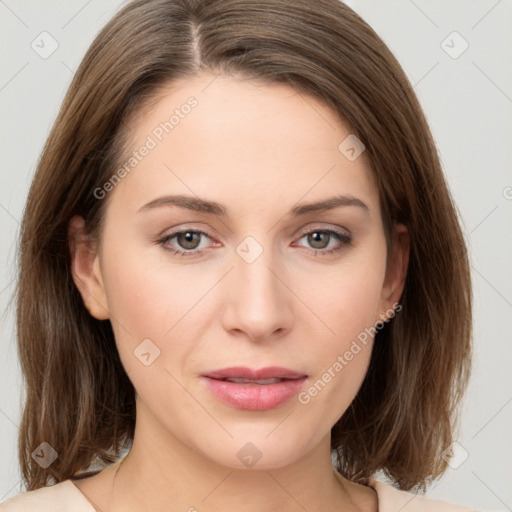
68, 215, 110, 320
379, 223, 409, 320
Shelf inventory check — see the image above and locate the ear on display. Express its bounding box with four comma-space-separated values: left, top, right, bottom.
378, 222, 409, 321
68, 215, 110, 320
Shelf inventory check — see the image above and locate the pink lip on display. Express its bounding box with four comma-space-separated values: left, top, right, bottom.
201, 366, 307, 411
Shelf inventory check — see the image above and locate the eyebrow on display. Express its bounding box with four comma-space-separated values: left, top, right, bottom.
137, 194, 369, 217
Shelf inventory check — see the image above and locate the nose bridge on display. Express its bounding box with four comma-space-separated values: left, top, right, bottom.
224, 235, 292, 340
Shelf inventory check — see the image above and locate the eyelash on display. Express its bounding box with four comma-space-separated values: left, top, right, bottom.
156, 226, 352, 258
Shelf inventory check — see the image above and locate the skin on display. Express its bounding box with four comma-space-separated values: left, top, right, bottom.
69, 73, 409, 512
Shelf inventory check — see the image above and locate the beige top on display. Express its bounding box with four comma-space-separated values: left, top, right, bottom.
0, 477, 477, 511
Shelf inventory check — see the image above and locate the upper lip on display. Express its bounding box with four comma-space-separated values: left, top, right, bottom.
201, 366, 307, 380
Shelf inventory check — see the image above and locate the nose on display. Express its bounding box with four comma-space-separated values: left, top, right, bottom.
221, 241, 294, 343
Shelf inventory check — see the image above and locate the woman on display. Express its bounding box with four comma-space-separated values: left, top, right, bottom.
1, 0, 475, 510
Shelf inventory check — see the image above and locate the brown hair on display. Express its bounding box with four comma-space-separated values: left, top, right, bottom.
15, 0, 472, 492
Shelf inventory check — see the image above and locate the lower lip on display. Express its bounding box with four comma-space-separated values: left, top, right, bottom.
202, 377, 307, 411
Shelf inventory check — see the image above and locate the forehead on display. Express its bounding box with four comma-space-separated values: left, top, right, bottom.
107, 73, 379, 218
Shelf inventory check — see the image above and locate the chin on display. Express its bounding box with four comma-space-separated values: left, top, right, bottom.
194, 430, 316, 472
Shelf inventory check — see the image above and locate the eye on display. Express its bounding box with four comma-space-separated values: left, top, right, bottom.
156, 226, 352, 258
157, 229, 215, 257
173, 231, 204, 250
295, 228, 352, 256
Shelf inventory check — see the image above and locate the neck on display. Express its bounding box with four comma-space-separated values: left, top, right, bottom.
107, 410, 360, 512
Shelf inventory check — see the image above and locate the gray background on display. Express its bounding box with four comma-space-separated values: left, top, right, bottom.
1, 0, 511, 509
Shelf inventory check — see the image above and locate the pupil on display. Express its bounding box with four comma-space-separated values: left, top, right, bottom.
309, 232, 329, 249
178, 232, 200, 250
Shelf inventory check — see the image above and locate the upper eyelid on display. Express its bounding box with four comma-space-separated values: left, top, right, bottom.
300, 224, 350, 235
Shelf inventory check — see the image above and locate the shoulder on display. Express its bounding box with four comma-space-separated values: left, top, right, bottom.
0, 480, 95, 512
369, 478, 479, 512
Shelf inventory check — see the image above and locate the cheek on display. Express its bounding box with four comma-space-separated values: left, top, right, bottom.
101, 238, 215, 333
296, 277, 378, 430
297, 249, 386, 348
98, 242, 205, 375
294, 248, 386, 416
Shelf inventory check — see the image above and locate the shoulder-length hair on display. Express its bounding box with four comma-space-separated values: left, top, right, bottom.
15, 0, 472, 492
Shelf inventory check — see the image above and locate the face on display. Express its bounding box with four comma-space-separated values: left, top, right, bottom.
70, 73, 408, 471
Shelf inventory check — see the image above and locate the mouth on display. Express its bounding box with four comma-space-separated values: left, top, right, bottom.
200, 366, 308, 411
217, 377, 290, 384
